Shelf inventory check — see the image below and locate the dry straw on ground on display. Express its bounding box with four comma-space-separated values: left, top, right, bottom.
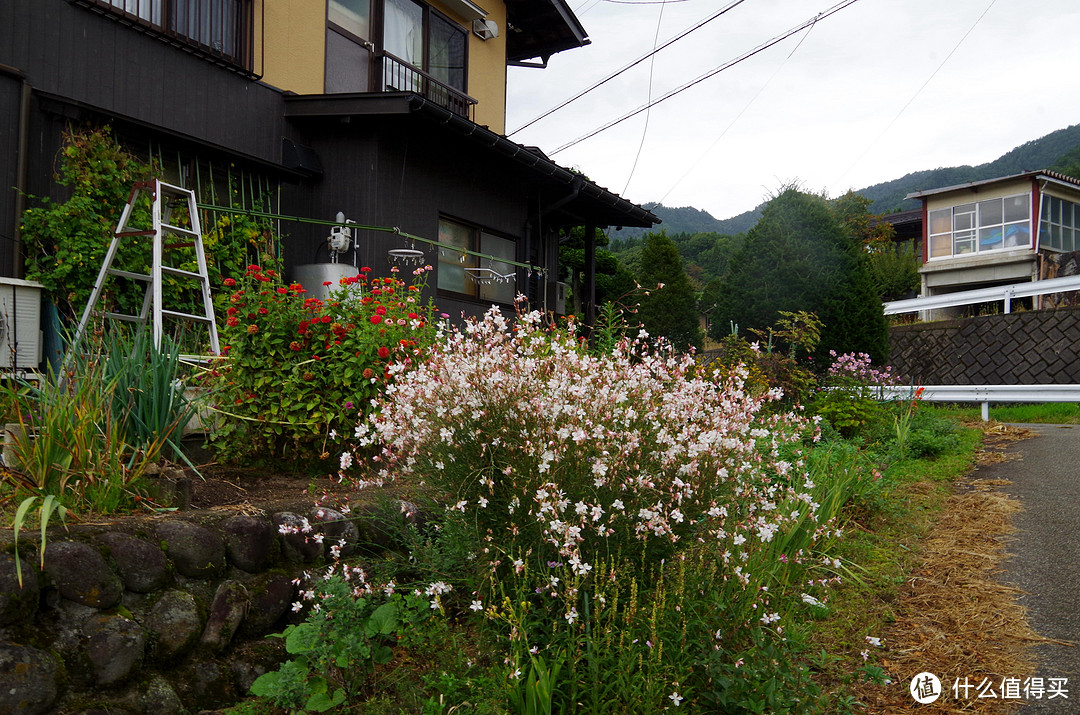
852, 422, 1051, 713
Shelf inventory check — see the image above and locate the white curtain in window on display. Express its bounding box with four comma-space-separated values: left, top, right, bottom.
383, 0, 422, 66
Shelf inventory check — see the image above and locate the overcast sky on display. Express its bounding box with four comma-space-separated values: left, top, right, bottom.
504, 0, 1080, 222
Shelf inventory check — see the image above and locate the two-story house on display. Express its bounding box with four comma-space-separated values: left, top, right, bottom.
905, 170, 1080, 313
0, 0, 657, 340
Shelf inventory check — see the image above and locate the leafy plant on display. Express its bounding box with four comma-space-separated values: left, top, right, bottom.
813, 351, 898, 439
344, 305, 846, 712
249, 574, 429, 712
1, 334, 175, 514
12, 494, 68, 588
203, 264, 438, 464
104, 330, 201, 470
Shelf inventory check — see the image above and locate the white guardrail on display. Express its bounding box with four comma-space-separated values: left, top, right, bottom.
878, 384, 1080, 421
882, 273, 1080, 315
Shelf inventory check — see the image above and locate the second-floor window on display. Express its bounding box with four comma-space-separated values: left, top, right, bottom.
928, 193, 1031, 259
327, 0, 471, 115
1040, 195, 1080, 253
94, 0, 249, 67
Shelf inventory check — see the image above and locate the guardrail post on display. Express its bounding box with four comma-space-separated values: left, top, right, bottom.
1004, 287, 1013, 314
981, 401, 989, 422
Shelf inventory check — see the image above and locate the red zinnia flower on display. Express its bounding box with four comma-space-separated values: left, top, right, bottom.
375, 306, 387, 316
223, 278, 236, 287
370, 315, 382, 325
276, 286, 288, 294
377, 346, 390, 359
360, 266, 372, 273
226, 317, 239, 327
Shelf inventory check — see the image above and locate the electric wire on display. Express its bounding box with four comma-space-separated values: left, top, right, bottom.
547, 0, 862, 157
622, 0, 666, 196
508, 0, 751, 137
657, 9, 819, 205
829, 0, 998, 192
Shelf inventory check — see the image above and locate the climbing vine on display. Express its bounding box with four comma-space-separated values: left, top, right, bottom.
20, 124, 283, 328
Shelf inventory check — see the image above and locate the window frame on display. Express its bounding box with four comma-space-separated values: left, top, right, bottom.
79, 0, 254, 72
437, 216, 518, 305
927, 192, 1032, 260
1040, 194, 1080, 253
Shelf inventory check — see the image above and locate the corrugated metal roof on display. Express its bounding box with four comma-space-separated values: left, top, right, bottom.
905, 170, 1080, 201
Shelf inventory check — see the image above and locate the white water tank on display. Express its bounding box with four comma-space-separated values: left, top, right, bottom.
290, 263, 362, 301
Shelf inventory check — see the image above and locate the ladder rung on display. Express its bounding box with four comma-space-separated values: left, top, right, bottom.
99, 311, 145, 323
164, 242, 196, 250
161, 266, 207, 281
161, 223, 199, 237
161, 309, 214, 324
115, 230, 156, 238
157, 181, 193, 195
106, 269, 151, 281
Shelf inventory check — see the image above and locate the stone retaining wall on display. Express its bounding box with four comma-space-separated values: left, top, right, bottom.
0, 499, 402, 714
888, 306, 1080, 385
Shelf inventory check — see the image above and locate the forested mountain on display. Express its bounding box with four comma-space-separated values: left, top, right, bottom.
618, 123, 1080, 239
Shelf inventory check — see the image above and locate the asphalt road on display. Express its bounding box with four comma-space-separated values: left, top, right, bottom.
982, 423, 1080, 714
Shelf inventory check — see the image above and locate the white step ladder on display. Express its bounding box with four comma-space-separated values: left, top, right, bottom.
72, 179, 220, 355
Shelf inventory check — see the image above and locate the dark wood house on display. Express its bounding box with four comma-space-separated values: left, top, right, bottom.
0, 0, 658, 352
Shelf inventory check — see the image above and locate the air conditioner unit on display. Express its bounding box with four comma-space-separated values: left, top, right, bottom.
0, 277, 43, 371
546, 281, 567, 315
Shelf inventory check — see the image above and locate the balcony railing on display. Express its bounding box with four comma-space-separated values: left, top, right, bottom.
380, 52, 477, 120
72, 0, 257, 76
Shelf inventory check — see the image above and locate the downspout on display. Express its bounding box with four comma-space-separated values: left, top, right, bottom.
530, 176, 585, 316
1, 64, 30, 278
1034, 178, 1047, 308
14, 78, 30, 279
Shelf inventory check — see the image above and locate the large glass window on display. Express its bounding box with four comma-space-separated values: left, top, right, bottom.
927, 193, 1031, 259
428, 14, 466, 90
102, 0, 243, 56
383, 0, 424, 67
329, 0, 370, 40
1041, 195, 1080, 252
438, 218, 517, 305
328, 0, 468, 101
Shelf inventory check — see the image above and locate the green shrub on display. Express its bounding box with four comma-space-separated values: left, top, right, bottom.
204, 264, 437, 465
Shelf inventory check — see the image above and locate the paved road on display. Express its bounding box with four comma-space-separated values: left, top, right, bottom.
982, 423, 1080, 713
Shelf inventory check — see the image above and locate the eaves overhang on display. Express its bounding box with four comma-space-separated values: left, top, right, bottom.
283, 92, 660, 229
505, 0, 590, 64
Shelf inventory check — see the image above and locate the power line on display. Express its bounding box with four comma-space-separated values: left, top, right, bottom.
622, 0, 667, 196
830, 0, 998, 192
547, 0, 862, 157
657, 9, 820, 205
507, 0, 751, 137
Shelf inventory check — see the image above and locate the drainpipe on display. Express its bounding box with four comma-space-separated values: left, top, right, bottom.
2, 64, 30, 278
530, 176, 585, 316
1035, 178, 1047, 308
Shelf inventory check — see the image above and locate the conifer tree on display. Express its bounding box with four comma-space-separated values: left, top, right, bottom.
711, 189, 889, 362
636, 232, 703, 352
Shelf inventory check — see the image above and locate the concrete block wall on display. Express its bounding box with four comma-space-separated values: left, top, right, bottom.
888, 306, 1080, 385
